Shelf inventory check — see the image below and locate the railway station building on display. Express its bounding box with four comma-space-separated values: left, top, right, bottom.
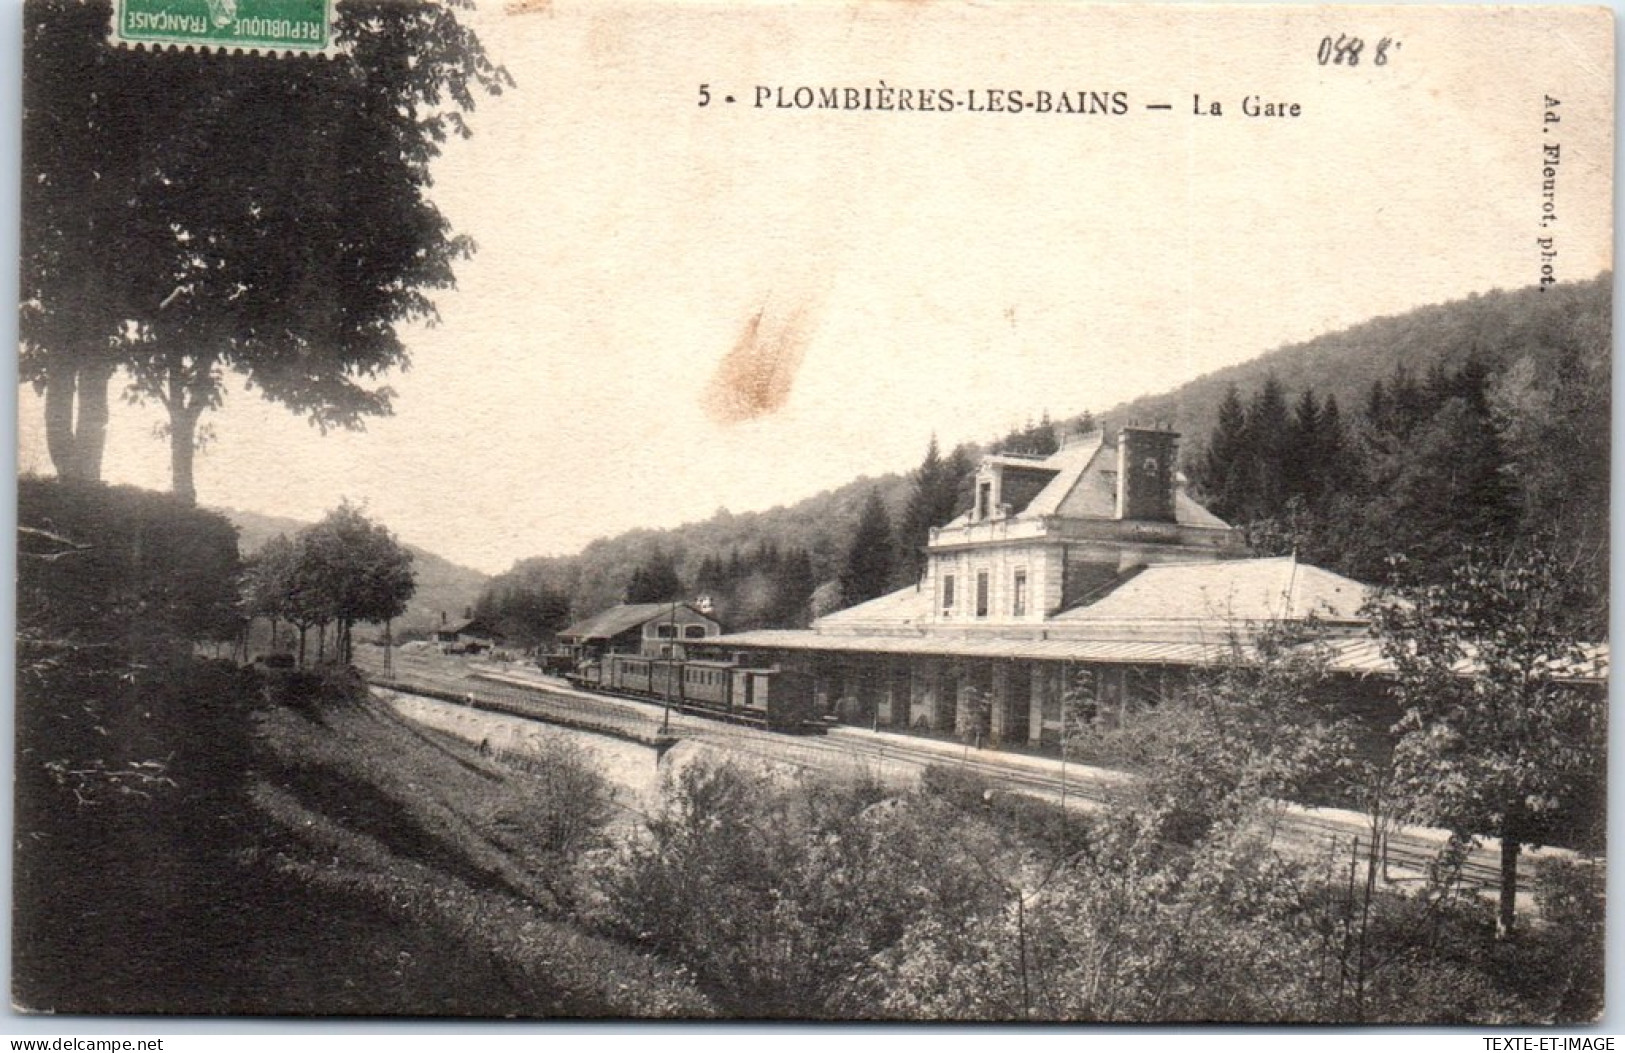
558, 601, 723, 662
714, 426, 1383, 747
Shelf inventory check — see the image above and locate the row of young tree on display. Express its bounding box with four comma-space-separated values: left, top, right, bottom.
1189, 355, 1608, 638
242, 503, 417, 666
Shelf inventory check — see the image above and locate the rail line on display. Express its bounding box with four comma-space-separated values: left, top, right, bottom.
361, 653, 1521, 891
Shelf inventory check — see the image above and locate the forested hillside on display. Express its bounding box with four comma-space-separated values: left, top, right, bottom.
479, 274, 1609, 643
1084, 274, 1610, 454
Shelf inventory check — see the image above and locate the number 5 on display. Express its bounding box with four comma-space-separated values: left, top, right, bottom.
698, 83, 711, 107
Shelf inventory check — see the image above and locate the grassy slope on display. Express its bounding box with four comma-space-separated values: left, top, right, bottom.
244, 696, 710, 1016
14, 661, 709, 1017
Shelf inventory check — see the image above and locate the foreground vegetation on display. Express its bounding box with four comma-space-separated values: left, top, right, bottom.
16, 647, 1602, 1021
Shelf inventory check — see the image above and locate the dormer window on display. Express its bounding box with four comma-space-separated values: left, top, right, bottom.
976, 481, 993, 521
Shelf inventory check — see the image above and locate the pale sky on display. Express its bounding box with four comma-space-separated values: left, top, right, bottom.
15, 2, 1615, 573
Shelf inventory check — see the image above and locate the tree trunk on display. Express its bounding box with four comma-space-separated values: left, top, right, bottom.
169, 405, 202, 506
1497, 827, 1521, 939
42, 359, 80, 479
72, 358, 115, 481
41, 357, 117, 483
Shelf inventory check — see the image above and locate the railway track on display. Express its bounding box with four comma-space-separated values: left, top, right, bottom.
359, 651, 1526, 891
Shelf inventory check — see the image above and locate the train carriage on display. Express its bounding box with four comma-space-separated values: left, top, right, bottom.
682, 660, 735, 712
570, 651, 817, 733
648, 658, 682, 701
611, 656, 654, 695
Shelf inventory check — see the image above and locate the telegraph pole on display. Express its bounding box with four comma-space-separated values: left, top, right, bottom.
661, 598, 678, 734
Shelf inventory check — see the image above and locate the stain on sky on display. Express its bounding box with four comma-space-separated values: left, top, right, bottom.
703, 300, 817, 425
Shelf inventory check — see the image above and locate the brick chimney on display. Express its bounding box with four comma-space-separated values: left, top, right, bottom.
1115, 426, 1179, 522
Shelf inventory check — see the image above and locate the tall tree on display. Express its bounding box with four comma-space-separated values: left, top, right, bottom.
1196, 384, 1250, 522
1366, 545, 1604, 937
298, 502, 417, 663
1356, 360, 1520, 582
242, 533, 303, 654
895, 437, 974, 588
770, 549, 817, 628
626, 548, 684, 604
1242, 376, 1291, 522
997, 412, 1059, 457
896, 436, 947, 586
473, 576, 572, 651
1283, 388, 1323, 505
1314, 392, 1357, 502
20, 0, 154, 482
21, 0, 511, 501
839, 489, 895, 608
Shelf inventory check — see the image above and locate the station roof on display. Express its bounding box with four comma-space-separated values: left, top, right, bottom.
720, 553, 1606, 683
941, 431, 1231, 531
1052, 556, 1371, 624
559, 602, 713, 641
714, 628, 1242, 668
711, 628, 1609, 683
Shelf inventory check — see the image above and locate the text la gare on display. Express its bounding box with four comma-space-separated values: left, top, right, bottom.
1193, 94, 1302, 118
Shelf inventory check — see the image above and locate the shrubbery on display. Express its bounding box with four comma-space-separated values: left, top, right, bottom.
19, 476, 242, 651
573, 754, 1599, 1023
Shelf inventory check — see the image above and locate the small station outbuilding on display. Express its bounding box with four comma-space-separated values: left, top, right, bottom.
557, 602, 723, 662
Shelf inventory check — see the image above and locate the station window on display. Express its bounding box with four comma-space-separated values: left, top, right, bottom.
942, 573, 956, 615
655, 624, 676, 639
976, 571, 990, 618
1012, 569, 1028, 617
684, 625, 707, 639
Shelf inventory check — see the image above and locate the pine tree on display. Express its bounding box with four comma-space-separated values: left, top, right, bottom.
839, 489, 896, 608
770, 549, 817, 628
896, 437, 946, 586
1284, 388, 1323, 505
943, 444, 976, 525
626, 548, 684, 603
1243, 376, 1292, 522
1198, 384, 1251, 523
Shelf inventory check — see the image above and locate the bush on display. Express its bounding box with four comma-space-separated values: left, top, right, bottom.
590, 759, 1017, 1018
266, 663, 371, 713
19, 476, 242, 652
1529, 858, 1605, 1021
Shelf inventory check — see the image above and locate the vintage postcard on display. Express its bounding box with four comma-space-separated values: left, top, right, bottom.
13, 0, 1614, 1027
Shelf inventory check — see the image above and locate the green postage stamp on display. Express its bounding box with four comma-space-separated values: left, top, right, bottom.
112, 0, 334, 54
